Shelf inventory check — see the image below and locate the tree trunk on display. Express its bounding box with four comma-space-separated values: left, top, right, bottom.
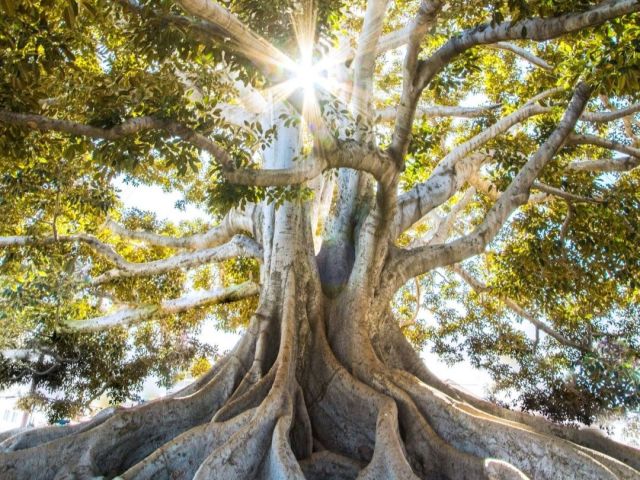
2, 95, 639, 478
1, 195, 639, 480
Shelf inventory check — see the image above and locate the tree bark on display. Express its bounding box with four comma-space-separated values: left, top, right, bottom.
1, 192, 639, 479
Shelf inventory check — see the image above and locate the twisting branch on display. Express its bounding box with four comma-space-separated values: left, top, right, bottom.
486, 42, 552, 70
387, 0, 638, 166
415, 0, 640, 93
450, 265, 589, 351
385, 83, 592, 293
65, 282, 260, 331
568, 156, 640, 172
0, 110, 234, 167
105, 207, 254, 250
0, 110, 402, 187
91, 235, 262, 285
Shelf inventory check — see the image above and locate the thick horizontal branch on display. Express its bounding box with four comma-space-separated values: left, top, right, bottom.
105, 208, 253, 249
377, 104, 500, 122
0, 110, 323, 187
91, 235, 261, 285
486, 42, 552, 70
451, 265, 588, 351
386, 83, 591, 292
65, 282, 259, 331
568, 155, 640, 172
580, 102, 640, 123
0, 110, 234, 167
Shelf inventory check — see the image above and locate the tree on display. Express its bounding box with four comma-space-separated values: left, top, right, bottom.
1, 0, 640, 477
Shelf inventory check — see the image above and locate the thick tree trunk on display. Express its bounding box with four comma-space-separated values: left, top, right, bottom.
1, 197, 639, 480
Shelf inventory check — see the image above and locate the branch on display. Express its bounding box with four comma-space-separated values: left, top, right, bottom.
416, 0, 640, 93
105, 207, 253, 250
566, 133, 640, 159
0, 110, 325, 187
377, 103, 500, 122
386, 83, 591, 291
0, 110, 234, 168
90, 235, 261, 285
580, 102, 640, 123
0, 350, 55, 363
173, 0, 291, 80
394, 102, 550, 235
65, 282, 260, 331
0, 233, 137, 268
350, 0, 391, 114
409, 187, 476, 248
531, 181, 604, 204
384, 0, 637, 167
486, 42, 552, 70
451, 265, 588, 351
388, 0, 443, 162
567, 155, 640, 172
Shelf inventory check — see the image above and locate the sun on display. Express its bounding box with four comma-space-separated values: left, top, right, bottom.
289, 50, 324, 94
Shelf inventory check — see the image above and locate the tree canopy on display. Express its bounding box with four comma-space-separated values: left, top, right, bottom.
0, 0, 639, 443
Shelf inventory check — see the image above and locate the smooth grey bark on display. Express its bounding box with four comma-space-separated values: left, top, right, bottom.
2, 1, 640, 479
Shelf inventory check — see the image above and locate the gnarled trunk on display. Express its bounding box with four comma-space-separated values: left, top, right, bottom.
1, 193, 639, 480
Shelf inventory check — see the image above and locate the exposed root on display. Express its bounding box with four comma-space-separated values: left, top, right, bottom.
356, 399, 419, 479
375, 311, 640, 475
3, 279, 638, 479
0, 349, 245, 479
121, 409, 255, 480
300, 451, 364, 480
0, 407, 116, 452
213, 365, 276, 422
395, 369, 629, 479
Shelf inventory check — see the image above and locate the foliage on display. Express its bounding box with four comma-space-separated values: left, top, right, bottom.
0, 0, 639, 427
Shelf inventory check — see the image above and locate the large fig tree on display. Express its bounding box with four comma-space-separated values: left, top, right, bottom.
1, 0, 640, 477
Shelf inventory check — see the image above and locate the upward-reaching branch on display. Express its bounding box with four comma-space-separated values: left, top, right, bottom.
350, 0, 391, 115
385, 83, 592, 294
389, 0, 639, 165
394, 102, 551, 236
388, 0, 442, 163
